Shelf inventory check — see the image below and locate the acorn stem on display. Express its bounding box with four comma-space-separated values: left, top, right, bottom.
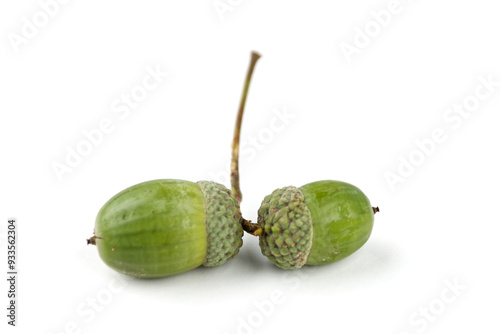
231, 51, 261, 203
241, 218, 263, 236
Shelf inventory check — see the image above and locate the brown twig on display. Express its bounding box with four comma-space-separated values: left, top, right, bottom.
241, 218, 263, 236
231, 51, 261, 203
230, 51, 263, 236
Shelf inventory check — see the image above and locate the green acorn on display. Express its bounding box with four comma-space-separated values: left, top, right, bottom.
256, 180, 377, 269
88, 180, 243, 278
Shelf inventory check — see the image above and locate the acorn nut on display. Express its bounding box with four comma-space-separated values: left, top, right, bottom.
257, 180, 376, 269
89, 179, 243, 278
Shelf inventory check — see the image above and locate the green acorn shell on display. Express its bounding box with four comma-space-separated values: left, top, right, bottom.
92, 179, 243, 278
258, 180, 374, 269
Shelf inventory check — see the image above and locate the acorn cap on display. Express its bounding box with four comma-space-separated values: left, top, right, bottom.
197, 181, 244, 267
257, 186, 313, 269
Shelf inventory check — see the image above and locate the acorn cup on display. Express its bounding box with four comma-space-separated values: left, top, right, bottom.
88, 52, 262, 278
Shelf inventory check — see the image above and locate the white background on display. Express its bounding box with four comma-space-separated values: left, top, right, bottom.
1, 1, 500, 333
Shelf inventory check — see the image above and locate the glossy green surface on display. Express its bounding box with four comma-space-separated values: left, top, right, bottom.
95, 179, 207, 278
300, 180, 373, 265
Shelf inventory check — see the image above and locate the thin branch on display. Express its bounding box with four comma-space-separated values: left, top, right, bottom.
231, 51, 261, 203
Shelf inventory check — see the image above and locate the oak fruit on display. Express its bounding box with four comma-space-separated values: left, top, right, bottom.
90, 179, 243, 278
257, 180, 374, 269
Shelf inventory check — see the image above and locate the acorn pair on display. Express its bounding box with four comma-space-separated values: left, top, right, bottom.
88, 52, 377, 278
